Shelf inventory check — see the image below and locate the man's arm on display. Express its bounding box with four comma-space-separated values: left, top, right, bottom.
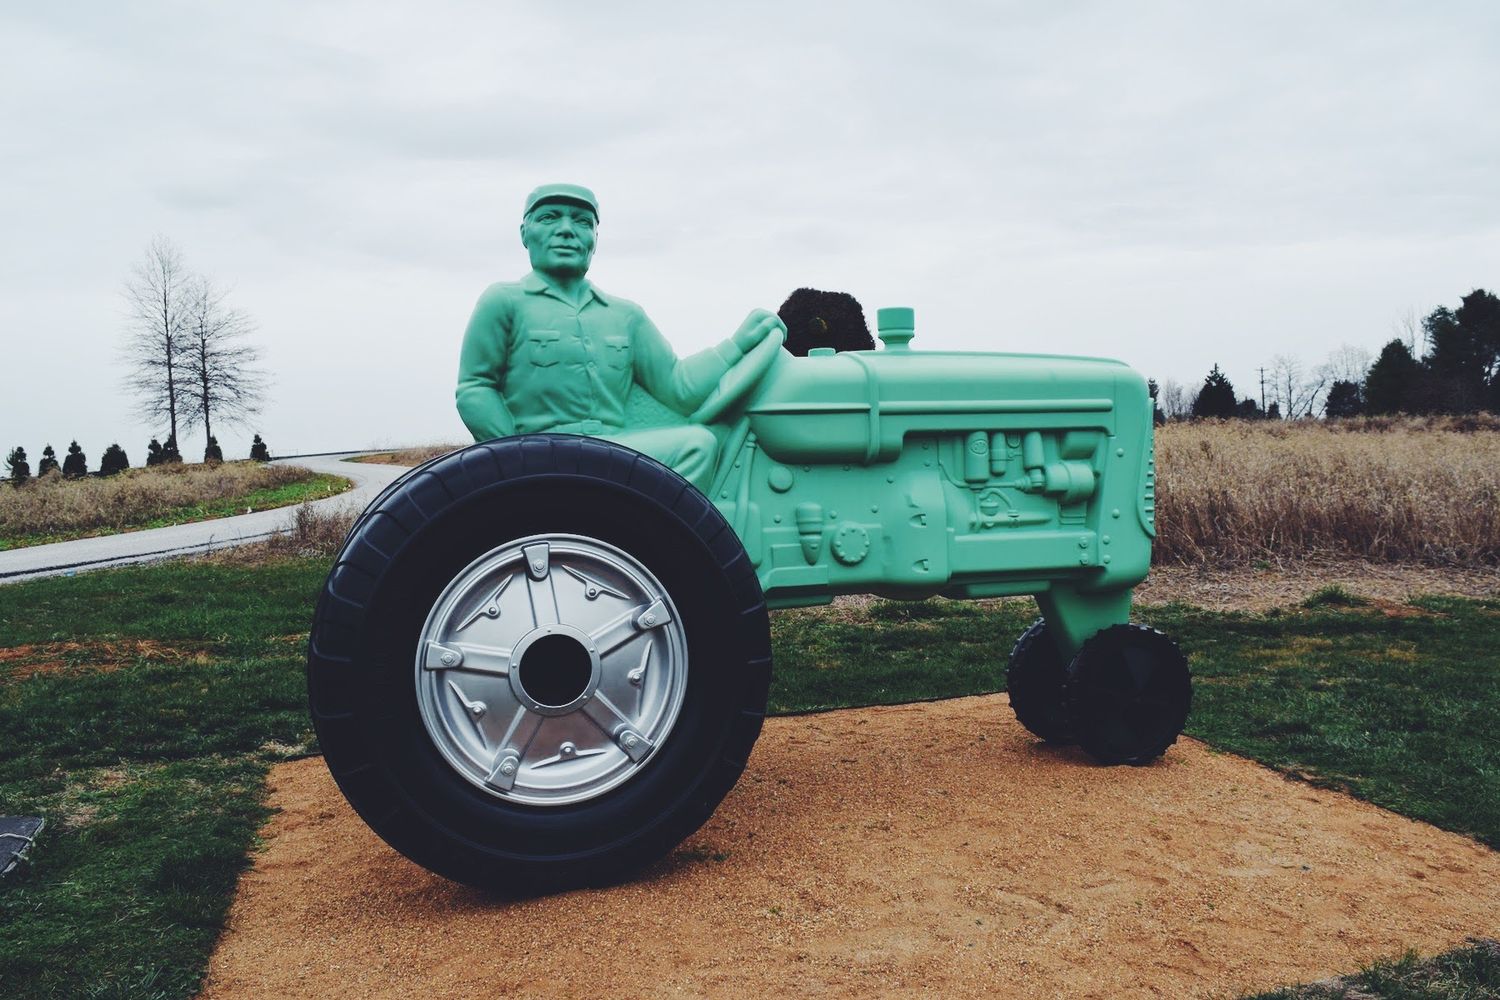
632, 308, 783, 416
455, 285, 518, 440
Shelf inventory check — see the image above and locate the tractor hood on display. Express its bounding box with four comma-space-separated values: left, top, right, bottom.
744, 347, 1150, 465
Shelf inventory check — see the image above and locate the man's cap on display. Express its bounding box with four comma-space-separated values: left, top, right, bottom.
523, 183, 599, 220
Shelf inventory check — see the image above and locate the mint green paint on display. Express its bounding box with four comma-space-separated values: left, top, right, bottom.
459, 185, 1159, 659
719, 342, 1155, 659
455, 185, 783, 490
522, 182, 600, 220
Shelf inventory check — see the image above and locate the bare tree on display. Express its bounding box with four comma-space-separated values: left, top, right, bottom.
1392, 307, 1422, 356
1322, 343, 1373, 385
121, 236, 192, 445
1268, 353, 1329, 419
181, 275, 269, 455
1158, 378, 1189, 420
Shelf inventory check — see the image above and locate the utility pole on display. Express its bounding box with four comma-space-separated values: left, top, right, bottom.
1258, 367, 1267, 414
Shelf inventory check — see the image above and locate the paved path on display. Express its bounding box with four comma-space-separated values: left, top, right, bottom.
0, 455, 412, 585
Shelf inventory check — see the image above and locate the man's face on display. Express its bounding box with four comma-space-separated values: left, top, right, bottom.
520, 201, 598, 278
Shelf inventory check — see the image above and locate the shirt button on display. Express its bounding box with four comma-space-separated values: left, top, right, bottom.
587, 361, 596, 369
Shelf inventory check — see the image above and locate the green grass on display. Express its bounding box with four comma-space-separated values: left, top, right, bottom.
1247, 939, 1500, 999
0, 560, 327, 999
1, 559, 1498, 997
0, 473, 351, 550
770, 597, 1026, 713
1148, 596, 1500, 850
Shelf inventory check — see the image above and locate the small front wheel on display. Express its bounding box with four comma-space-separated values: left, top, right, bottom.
1005, 618, 1076, 744
1066, 624, 1192, 766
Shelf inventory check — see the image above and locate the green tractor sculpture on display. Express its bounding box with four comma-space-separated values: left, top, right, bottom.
308, 308, 1189, 891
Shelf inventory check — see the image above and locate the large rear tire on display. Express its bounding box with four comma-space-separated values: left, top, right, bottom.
307, 434, 771, 892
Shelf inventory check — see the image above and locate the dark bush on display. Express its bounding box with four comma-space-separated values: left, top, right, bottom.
1192, 365, 1238, 418
100, 443, 130, 476
62, 441, 88, 478
1325, 379, 1363, 418
5, 446, 29, 485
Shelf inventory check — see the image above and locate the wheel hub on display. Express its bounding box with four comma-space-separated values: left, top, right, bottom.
415, 533, 688, 806
510, 626, 600, 715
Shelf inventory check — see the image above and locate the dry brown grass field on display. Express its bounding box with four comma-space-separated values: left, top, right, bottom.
0, 461, 331, 544
349, 443, 466, 466
204, 501, 363, 566
1156, 415, 1500, 567
353, 417, 1500, 570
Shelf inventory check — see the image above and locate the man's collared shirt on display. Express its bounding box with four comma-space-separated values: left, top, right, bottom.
456, 271, 743, 440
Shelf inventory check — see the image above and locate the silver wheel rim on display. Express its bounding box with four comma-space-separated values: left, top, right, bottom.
415, 533, 688, 806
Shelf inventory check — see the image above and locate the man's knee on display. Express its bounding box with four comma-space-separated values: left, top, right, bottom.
676, 425, 717, 462
605, 425, 719, 491
671, 426, 718, 489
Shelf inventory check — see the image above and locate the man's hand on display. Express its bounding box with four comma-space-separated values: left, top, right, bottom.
732, 309, 787, 354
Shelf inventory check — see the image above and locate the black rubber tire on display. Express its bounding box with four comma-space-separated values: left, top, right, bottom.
1005, 618, 1076, 743
307, 434, 771, 893
1065, 624, 1192, 766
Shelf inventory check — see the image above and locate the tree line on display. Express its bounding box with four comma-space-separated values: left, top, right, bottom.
4, 435, 273, 487
4, 237, 273, 487
1156, 288, 1500, 421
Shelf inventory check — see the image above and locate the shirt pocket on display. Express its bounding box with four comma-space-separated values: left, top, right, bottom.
524, 329, 562, 367
602, 333, 633, 370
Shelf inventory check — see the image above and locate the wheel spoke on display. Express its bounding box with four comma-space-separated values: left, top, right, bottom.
582, 689, 632, 733
485, 751, 522, 791
590, 607, 642, 657
485, 707, 545, 791
423, 640, 513, 676
634, 599, 671, 631
496, 703, 545, 751
582, 691, 654, 761
523, 542, 559, 625
590, 599, 672, 658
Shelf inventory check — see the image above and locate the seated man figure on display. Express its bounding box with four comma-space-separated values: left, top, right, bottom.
456, 183, 783, 492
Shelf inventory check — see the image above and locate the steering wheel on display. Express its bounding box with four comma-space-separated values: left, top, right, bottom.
689, 327, 786, 424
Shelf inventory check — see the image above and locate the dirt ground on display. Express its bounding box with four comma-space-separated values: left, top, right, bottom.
203, 695, 1498, 1000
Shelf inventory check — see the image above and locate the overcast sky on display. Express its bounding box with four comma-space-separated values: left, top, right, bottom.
3, 2, 1498, 460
